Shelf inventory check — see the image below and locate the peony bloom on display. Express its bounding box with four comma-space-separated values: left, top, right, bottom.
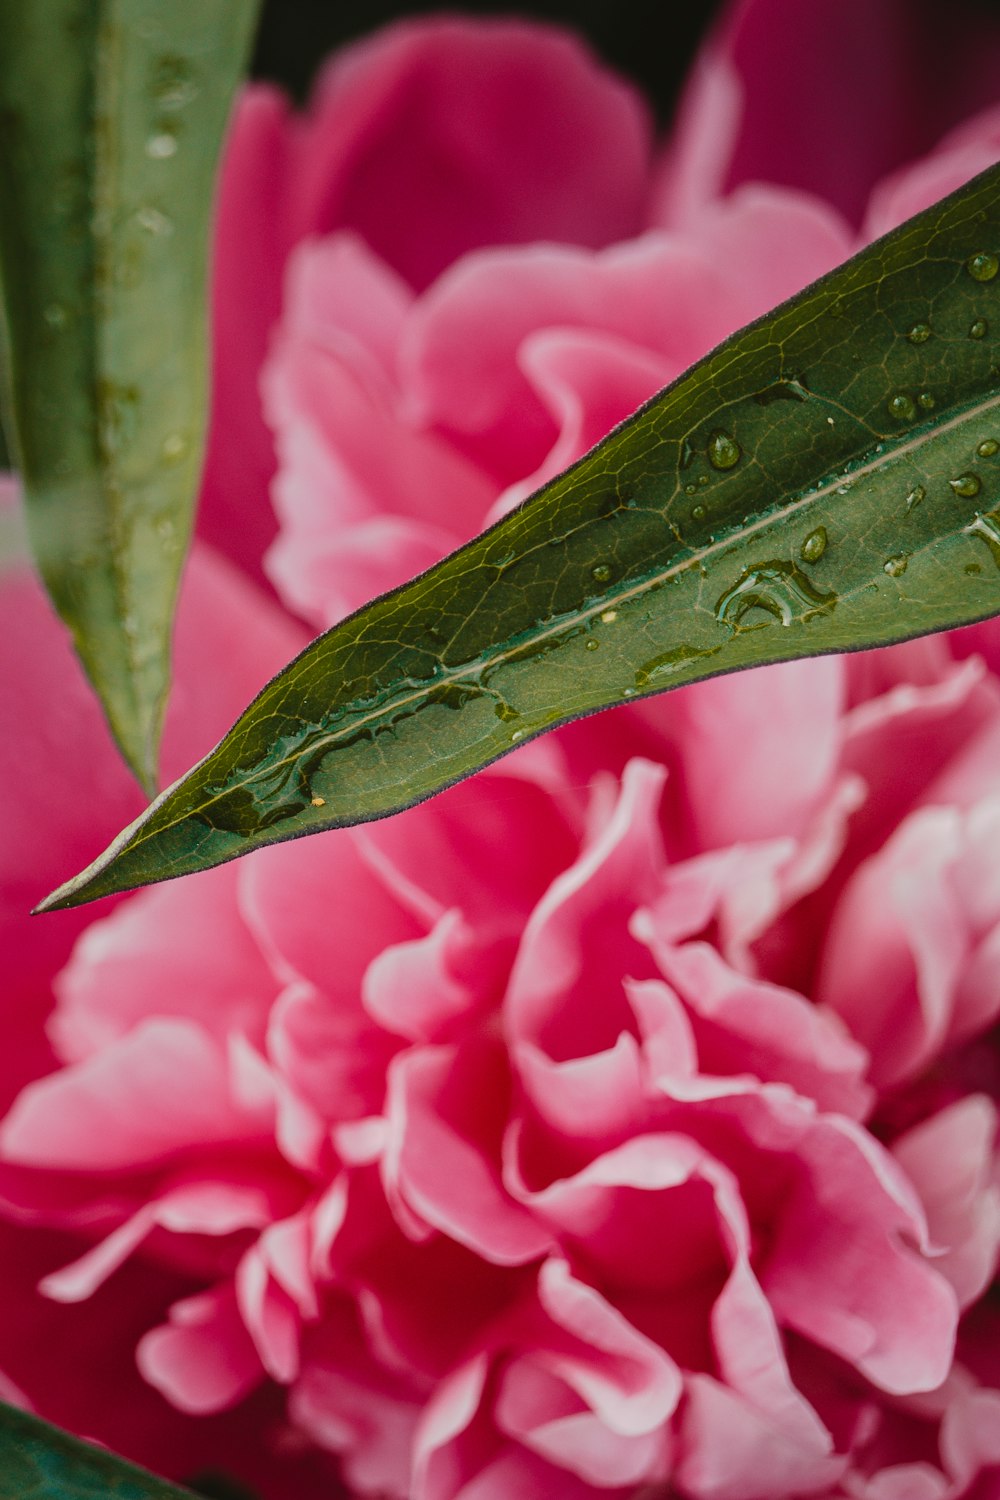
2, 4, 1000, 1498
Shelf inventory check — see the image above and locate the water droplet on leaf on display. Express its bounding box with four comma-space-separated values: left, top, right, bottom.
950, 473, 982, 497
905, 484, 926, 512
977, 438, 1000, 457
906, 322, 932, 344
135, 206, 172, 235
800, 526, 827, 563
707, 430, 741, 470
692, 503, 706, 521
918, 392, 935, 410
883, 555, 908, 578
888, 393, 916, 421
591, 563, 611, 583
964, 510, 1000, 567
145, 131, 177, 159
967, 252, 999, 283
715, 560, 837, 630
970, 318, 988, 339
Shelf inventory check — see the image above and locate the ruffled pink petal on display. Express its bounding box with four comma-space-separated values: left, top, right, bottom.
740, 1094, 957, 1393
383, 1043, 550, 1265
362, 909, 485, 1044
50, 861, 275, 1063
892, 1098, 1000, 1309
634, 936, 871, 1117
818, 808, 968, 1088
658, 0, 1000, 230
678, 1372, 843, 1500
138, 1282, 264, 1414
0, 1020, 264, 1171
362, 756, 580, 938
505, 758, 666, 1061
291, 1349, 422, 1499
493, 1356, 671, 1486
39, 1180, 277, 1303
658, 656, 845, 853
509, 1032, 649, 1164
292, 18, 652, 292
863, 104, 1000, 241
939, 1385, 1000, 1490
268, 513, 463, 632
841, 658, 999, 863
532, 1257, 683, 1434
489, 327, 673, 518
236, 1237, 303, 1383
264, 978, 399, 1126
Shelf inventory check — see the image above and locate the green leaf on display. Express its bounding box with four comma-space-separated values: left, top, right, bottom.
38, 162, 1000, 912
0, 1400, 195, 1500
0, 0, 261, 792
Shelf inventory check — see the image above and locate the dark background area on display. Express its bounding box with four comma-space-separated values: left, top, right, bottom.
251, 0, 727, 122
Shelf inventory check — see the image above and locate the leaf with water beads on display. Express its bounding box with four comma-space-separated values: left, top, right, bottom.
0, 1, 261, 791
38, 160, 1000, 911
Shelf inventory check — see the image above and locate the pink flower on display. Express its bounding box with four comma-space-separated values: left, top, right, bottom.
3, 5, 1000, 1498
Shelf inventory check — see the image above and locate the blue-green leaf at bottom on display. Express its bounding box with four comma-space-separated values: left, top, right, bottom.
0, 1402, 195, 1500
38, 161, 1000, 912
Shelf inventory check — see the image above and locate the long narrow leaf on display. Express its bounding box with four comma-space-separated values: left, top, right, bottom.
0, 0, 261, 790
39, 161, 1000, 911
0, 1400, 195, 1500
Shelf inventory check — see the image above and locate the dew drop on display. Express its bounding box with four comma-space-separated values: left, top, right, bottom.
888, 393, 916, 421
585, 638, 600, 651
161, 432, 188, 461
591, 562, 612, 583
600, 609, 618, 624
43, 302, 67, 330
964, 510, 1000, 568
883, 555, 908, 578
977, 438, 1000, 457
692, 504, 707, 521
145, 131, 177, 159
635, 643, 720, 687
715, 560, 837, 630
800, 526, 827, 563
151, 55, 198, 110
970, 318, 989, 339
917, 392, 935, 411
967, 252, 999, 283
511, 729, 525, 742
905, 484, 926, 512
684, 483, 697, 496
950, 473, 982, 498
135, 205, 172, 235
906, 322, 932, 344
707, 430, 741, 470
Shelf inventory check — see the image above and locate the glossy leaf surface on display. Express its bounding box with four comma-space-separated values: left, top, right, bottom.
0, 0, 261, 790
0, 1401, 195, 1500
41, 163, 1000, 911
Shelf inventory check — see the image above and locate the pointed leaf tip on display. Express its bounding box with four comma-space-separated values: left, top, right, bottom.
0, 2, 262, 791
